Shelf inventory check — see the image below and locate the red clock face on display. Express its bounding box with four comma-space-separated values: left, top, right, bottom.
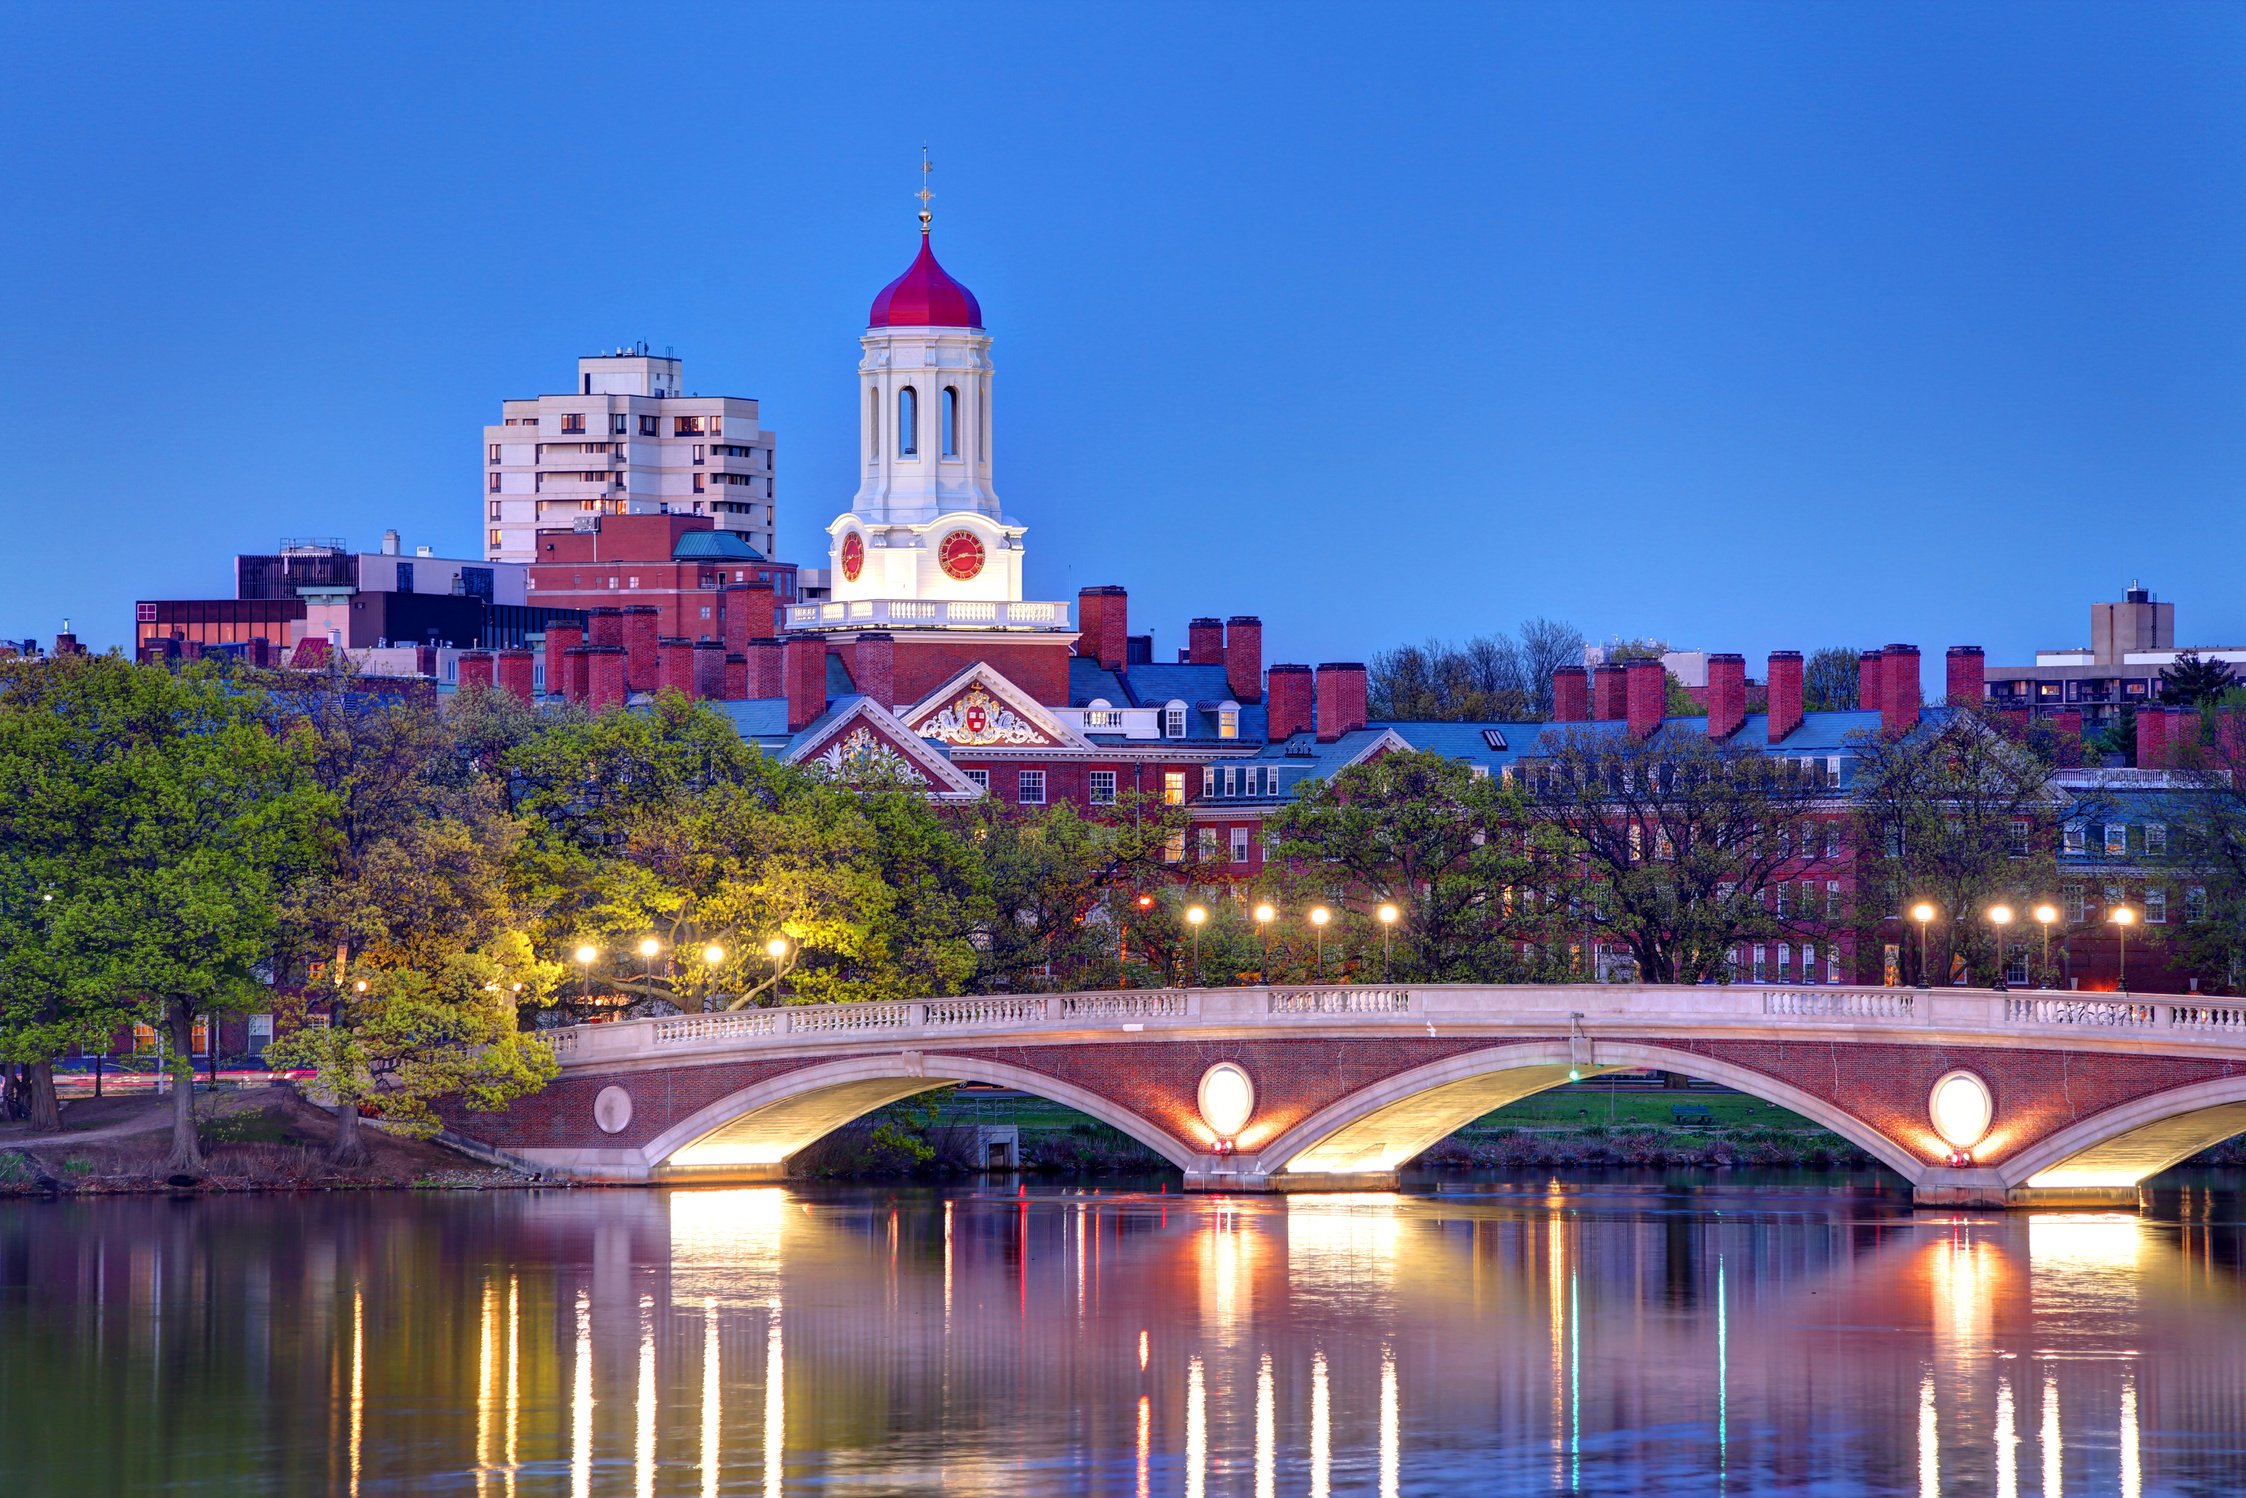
938, 530, 985, 581
840, 531, 864, 582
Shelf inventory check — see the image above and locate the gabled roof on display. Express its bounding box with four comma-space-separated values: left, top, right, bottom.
783, 696, 986, 799
671, 530, 768, 563
902, 661, 1094, 751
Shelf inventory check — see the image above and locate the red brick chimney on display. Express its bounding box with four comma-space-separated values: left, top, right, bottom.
1188, 618, 1224, 665
1857, 648, 1884, 712
622, 606, 660, 694
1945, 645, 1985, 708
659, 637, 696, 698
722, 653, 748, 702
1315, 663, 1369, 742
495, 649, 535, 704
457, 650, 494, 692
544, 622, 584, 700
784, 636, 828, 731
1625, 659, 1666, 738
1076, 586, 1128, 673
747, 637, 783, 700
693, 639, 726, 700
586, 646, 628, 712
724, 582, 776, 657
1882, 644, 1922, 737
1766, 651, 1804, 743
1267, 664, 1314, 742
1592, 663, 1628, 720
1224, 616, 1263, 703
588, 606, 624, 650
1552, 668, 1589, 723
852, 632, 895, 709
1706, 653, 1746, 739
2137, 704, 2173, 769
562, 645, 592, 705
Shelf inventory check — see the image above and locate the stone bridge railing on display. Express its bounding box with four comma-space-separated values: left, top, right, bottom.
539, 983, 2246, 1068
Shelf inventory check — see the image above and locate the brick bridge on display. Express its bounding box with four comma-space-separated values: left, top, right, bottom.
446, 984, 2246, 1207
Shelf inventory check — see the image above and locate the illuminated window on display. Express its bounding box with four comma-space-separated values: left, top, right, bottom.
1164, 771, 1186, 806
1218, 705, 1239, 739
2105, 824, 2128, 857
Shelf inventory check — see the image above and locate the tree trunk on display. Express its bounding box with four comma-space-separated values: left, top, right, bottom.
330, 1101, 371, 1169
163, 1004, 204, 1176
23, 1060, 61, 1133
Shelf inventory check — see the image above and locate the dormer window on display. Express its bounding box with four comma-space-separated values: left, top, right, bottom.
1164, 701, 1187, 738
1218, 702, 1240, 739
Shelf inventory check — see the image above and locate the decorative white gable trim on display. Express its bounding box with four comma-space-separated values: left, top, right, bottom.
785, 698, 986, 800
901, 662, 1095, 752
1342, 728, 1415, 770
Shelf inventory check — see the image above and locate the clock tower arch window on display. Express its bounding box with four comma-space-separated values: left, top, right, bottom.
897, 386, 918, 457
867, 388, 879, 460
941, 386, 959, 458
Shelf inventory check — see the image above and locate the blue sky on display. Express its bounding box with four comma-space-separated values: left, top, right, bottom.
3, 4, 2242, 669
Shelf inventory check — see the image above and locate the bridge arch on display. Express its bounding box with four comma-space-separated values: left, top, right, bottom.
1997, 1073, 2246, 1191
641, 1054, 1202, 1179
1250, 1041, 1932, 1185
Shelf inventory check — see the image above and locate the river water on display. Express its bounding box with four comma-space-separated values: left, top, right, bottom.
3, 1172, 2245, 1495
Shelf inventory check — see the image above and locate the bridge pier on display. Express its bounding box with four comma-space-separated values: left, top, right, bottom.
1181, 1164, 1403, 1194
1911, 1168, 2144, 1211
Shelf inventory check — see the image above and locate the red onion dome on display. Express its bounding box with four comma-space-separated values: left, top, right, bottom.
867, 234, 983, 329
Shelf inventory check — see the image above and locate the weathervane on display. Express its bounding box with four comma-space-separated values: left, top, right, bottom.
917, 146, 934, 234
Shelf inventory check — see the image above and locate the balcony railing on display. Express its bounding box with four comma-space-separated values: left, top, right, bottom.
784, 598, 1073, 632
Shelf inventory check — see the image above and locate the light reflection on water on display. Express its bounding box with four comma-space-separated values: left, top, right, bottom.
4, 1176, 2246, 1494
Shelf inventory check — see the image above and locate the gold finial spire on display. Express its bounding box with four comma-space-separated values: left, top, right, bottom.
916, 146, 934, 234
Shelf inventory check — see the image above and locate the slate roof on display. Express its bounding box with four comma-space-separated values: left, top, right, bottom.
671, 530, 768, 563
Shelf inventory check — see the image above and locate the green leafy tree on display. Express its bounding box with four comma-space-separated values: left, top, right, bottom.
1805, 648, 1861, 713
1266, 749, 1569, 981
0, 657, 331, 1174
1367, 618, 1585, 721
959, 791, 1186, 990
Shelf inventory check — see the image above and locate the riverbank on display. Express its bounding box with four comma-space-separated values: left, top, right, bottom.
0, 1089, 532, 1194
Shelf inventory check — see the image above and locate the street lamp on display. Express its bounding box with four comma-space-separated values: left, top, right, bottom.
1377, 903, 1400, 982
1185, 905, 1206, 987
2108, 905, 2137, 993
574, 943, 598, 966
1253, 903, 1276, 983
1309, 906, 1331, 981
1986, 904, 2014, 991
2032, 903, 2059, 988
574, 943, 598, 1008
637, 937, 661, 959
1910, 903, 1937, 988
702, 942, 726, 966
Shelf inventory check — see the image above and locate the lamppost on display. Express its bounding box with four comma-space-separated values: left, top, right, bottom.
765, 936, 789, 1003
1309, 906, 1331, 982
637, 936, 661, 992
1377, 903, 1400, 982
574, 943, 598, 1007
1185, 905, 1206, 987
1910, 903, 1936, 987
2032, 904, 2059, 988
1986, 904, 2014, 991
2109, 905, 2136, 993
1253, 903, 1276, 983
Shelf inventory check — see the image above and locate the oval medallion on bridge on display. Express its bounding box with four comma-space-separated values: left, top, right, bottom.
840, 530, 865, 582
1197, 1063, 1255, 1141
593, 1085, 634, 1135
1928, 1070, 1992, 1152
937, 529, 985, 581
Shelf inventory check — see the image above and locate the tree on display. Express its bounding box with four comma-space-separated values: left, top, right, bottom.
1265, 749, 1570, 981
1367, 619, 1585, 722
1521, 726, 1828, 984
0, 657, 330, 1175
2160, 652, 2237, 707
1848, 712, 2087, 986
959, 792, 1185, 990
1804, 648, 1861, 713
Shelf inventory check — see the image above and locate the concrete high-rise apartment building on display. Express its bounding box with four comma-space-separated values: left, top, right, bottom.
483, 346, 777, 564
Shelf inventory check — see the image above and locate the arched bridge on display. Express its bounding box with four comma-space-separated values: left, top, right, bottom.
447, 983, 2246, 1208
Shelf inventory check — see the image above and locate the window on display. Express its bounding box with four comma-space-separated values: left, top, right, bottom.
1089, 770, 1117, 806
1202, 767, 1216, 797
489, 501, 502, 520
1198, 828, 1220, 861
941, 386, 958, 457
1751, 945, 1767, 982
133, 1022, 159, 1054
488, 471, 503, 492
248, 1014, 274, 1052
964, 769, 989, 791
611, 414, 627, 435
1826, 756, 1842, 788
1800, 945, 1818, 986
560, 413, 585, 434
1164, 771, 1186, 806
1164, 830, 1185, 864
2063, 826, 2086, 856
2147, 823, 2168, 857
980, 382, 989, 457
2106, 824, 2129, 857
1825, 824, 1842, 859
640, 414, 658, 436
1218, 706, 1240, 739
2008, 819, 2030, 858
488, 528, 504, 551
693, 444, 705, 464
897, 387, 918, 456
1223, 766, 1238, 796
868, 389, 880, 457
674, 415, 707, 436
2064, 882, 2088, 923
1165, 704, 1187, 738
1827, 880, 1841, 919
1774, 882, 1788, 919
1777, 944, 1792, 982
488, 443, 502, 464
2187, 885, 2207, 922
2146, 887, 2168, 924
1231, 828, 1251, 863
693, 474, 705, 493
1016, 770, 1045, 805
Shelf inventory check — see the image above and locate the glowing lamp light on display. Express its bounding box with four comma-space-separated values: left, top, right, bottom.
353, 979, 368, 994
1186, 906, 1207, 927
765, 937, 789, 959
702, 943, 726, 965
1929, 1070, 1993, 1153
573, 944, 598, 966
2109, 907, 2137, 928
1377, 904, 1399, 926
638, 936, 661, 958
1197, 1063, 1255, 1140
1253, 904, 1276, 925
2033, 904, 2059, 926
1911, 903, 1937, 925
1987, 904, 2014, 927
1309, 906, 1331, 928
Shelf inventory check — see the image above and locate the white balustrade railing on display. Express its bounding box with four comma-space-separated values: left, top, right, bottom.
787, 1001, 913, 1034
2166, 1001, 2246, 1032
1762, 988, 1917, 1020
2004, 996, 2157, 1028
652, 1012, 777, 1047
924, 996, 1050, 1029
1064, 990, 1190, 1020
1268, 988, 1412, 1015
